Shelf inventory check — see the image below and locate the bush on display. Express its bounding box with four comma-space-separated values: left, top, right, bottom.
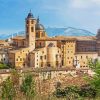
54, 85, 97, 99
0, 63, 12, 69
79, 84, 96, 98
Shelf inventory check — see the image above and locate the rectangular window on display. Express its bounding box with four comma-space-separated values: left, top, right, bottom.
31, 27, 34, 32
20, 58, 22, 61
16, 58, 18, 61
40, 56, 42, 60
31, 20, 34, 24
44, 55, 46, 59
26, 27, 29, 33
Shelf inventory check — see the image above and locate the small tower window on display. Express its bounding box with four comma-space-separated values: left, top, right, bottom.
31, 27, 34, 32
26, 26, 29, 33
31, 20, 34, 24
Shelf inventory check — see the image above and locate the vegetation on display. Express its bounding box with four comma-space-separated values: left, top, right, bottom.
1, 77, 16, 100
0, 60, 100, 100
0, 63, 11, 69
20, 73, 35, 100
54, 85, 96, 100
88, 59, 100, 97
0, 70, 35, 100
53, 59, 100, 100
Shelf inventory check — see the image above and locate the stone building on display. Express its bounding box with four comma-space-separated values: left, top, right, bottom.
0, 11, 100, 69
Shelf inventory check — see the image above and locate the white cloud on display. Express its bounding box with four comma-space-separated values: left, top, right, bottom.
70, 0, 100, 9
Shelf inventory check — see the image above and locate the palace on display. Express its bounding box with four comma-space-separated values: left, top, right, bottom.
0, 11, 100, 69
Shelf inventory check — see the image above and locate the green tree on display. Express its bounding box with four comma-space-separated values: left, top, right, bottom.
20, 73, 35, 100
88, 59, 100, 96
1, 77, 16, 100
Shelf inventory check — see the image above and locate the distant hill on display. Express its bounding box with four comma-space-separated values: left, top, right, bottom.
0, 31, 25, 40
46, 27, 95, 37
0, 27, 95, 40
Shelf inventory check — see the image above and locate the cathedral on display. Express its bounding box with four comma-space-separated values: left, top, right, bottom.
0, 11, 100, 69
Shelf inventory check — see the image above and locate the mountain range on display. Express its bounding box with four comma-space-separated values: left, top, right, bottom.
0, 27, 95, 40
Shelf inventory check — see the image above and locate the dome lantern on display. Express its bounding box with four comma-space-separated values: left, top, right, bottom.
35, 17, 45, 30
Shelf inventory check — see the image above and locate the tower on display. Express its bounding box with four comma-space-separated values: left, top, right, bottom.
26, 11, 36, 51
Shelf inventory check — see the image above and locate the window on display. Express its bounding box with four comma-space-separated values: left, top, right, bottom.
16, 58, 18, 61
31, 27, 34, 32
20, 58, 22, 61
44, 55, 46, 59
40, 56, 42, 60
40, 43, 41, 47
41, 63, 43, 67
86, 56, 88, 59
56, 54, 58, 59
36, 33, 39, 38
26, 26, 29, 33
31, 20, 34, 24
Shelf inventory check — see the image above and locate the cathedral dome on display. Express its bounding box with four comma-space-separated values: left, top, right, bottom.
35, 17, 45, 30
36, 24, 45, 30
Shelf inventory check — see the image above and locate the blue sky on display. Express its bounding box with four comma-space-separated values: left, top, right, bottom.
0, 0, 100, 34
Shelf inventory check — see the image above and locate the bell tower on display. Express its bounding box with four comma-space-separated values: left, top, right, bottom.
26, 10, 36, 51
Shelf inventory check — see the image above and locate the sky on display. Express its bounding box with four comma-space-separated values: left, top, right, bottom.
0, 0, 100, 34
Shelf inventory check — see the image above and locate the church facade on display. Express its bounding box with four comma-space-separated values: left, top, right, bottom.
1, 11, 100, 69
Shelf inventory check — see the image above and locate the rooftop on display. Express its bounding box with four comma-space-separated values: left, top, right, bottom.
36, 36, 96, 41
12, 36, 25, 40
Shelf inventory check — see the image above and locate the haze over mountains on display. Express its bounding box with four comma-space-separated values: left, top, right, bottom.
0, 27, 95, 40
